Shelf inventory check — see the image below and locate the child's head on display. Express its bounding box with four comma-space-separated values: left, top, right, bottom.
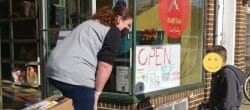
207, 45, 227, 64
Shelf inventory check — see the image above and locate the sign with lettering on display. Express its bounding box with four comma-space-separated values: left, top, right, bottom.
158, 0, 190, 39
135, 44, 180, 94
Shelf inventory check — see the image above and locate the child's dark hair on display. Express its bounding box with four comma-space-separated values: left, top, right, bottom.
207, 45, 227, 63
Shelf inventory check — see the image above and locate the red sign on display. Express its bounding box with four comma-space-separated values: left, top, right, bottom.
158, 0, 190, 39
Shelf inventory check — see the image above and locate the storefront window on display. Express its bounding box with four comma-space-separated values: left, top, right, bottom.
135, 0, 204, 94
44, 0, 204, 100
44, 0, 134, 96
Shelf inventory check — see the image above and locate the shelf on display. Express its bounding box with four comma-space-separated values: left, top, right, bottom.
13, 61, 39, 64
1, 39, 11, 42
2, 80, 40, 88
0, 19, 10, 22
1, 59, 11, 63
12, 17, 37, 21
0, 0, 8, 2
1, 60, 39, 65
13, 39, 38, 43
1, 39, 38, 42
0, 0, 9, 19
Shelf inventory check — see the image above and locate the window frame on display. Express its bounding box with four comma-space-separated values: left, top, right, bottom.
41, 0, 207, 103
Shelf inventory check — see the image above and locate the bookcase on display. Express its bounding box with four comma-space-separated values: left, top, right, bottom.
0, 0, 40, 87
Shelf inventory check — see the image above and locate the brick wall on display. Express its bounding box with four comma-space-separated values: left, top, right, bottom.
203, 0, 248, 108
204, 0, 248, 103
235, 0, 247, 71
98, 88, 204, 110
204, 0, 216, 103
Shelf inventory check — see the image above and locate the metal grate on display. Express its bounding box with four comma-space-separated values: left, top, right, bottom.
156, 98, 188, 110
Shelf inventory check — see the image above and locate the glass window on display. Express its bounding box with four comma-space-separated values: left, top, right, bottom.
103, 0, 133, 94
13, 20, 37, 39
1, 43, 10, 59
48, 0, 92, 28
46, 0, 93, 49
44, 0, 204, 97
0, 0, 9, 19
14, 43, 37, 61
2, 63, 11, 80
45, 0, 135, 96
97, 0, 113, 9
12, 0, 36, 18
135, 0, 204, 94
0, 22, 10, 40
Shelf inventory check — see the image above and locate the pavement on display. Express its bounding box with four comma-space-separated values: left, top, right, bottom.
240, 97, 250, 110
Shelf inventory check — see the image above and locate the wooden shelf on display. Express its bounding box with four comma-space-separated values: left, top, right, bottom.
1, 59, 39, 65
12, 17, 37, 21
1, 59, 11, 63
0, 19, 9, 22
13, 39, 38, 43
0, 0, 8, 2
0, 17, 37, 22
2, 80, 40, 88
1, 39, 11, 42
13, 61, 39, 64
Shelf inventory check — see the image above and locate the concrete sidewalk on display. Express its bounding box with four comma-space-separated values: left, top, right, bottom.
240, 97, 250, 110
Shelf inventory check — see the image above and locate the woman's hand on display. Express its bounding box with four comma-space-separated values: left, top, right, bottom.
94, 91, 101, 110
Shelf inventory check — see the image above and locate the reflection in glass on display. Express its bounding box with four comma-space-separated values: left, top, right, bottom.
1, 43, 10, 59
0, 22, 10, 40
49, 0, 92, 28
12, 0, 36, 18
14, 43, 37, 61
135, 0, 204, 93
13, 20, 36, 39
0, 0, 9, 19
97, 0, 112, 9
2, 63, 11, 80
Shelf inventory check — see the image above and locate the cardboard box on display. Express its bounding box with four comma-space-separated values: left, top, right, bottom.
23, 96, 74, 110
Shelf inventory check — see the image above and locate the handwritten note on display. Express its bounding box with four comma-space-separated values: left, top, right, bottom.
135, 44, 180, 94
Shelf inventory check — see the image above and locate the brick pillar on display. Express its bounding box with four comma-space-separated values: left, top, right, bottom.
204, 0, 216, 102
235, 0, 247, 71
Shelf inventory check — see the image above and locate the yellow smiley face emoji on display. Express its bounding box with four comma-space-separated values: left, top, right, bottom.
203, 52, 223, 72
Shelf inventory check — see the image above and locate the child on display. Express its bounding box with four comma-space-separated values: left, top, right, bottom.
208, 45, 247, 110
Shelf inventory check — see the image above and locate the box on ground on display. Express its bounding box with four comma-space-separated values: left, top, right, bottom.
23, 95, 74, 110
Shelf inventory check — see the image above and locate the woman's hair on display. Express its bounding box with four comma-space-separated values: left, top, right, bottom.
89, 6, 132, 26
207, 45, 227, 63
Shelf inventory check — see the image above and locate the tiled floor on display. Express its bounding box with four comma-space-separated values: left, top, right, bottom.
2, 83, 41, 110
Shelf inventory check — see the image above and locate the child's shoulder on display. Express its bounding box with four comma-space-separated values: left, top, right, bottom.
220, 65, 245, 76
217, 65, 238, 75
221, 65, 239, 70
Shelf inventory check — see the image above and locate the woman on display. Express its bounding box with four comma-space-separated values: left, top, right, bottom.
45, 6, 132, 110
